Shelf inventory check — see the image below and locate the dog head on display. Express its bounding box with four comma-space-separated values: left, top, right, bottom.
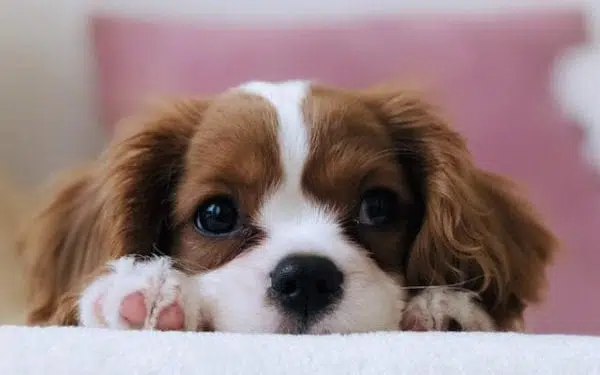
21, 81, 557, 332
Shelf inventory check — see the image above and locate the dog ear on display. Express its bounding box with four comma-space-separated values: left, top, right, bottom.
98, 99, 211, 257
18, 168, 106, 325
18, 99, 210, 325
363, 87, 558, 330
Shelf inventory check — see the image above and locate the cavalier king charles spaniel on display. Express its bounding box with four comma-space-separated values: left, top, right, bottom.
19, 81, 557, 334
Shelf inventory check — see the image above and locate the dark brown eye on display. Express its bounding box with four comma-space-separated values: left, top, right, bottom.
357, 188, 398, 227
194, 196, 239, 236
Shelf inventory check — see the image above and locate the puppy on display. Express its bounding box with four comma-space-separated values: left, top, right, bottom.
19, 81, 557, 334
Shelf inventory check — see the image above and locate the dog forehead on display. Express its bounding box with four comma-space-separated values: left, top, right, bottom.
232, 81, 394, 223
237, 80, 312, 177
234, 80, 379, 166
233, 81, 315, 229
232, 80, 394, 195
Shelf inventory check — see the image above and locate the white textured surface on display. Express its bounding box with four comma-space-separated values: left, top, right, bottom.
0, 326, 599, 375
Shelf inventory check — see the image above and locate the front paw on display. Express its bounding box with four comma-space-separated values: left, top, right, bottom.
400, 288, 495, 332
78, 256, 201, 330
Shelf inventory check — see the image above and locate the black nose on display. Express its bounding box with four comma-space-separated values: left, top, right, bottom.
269, 254, 344, 319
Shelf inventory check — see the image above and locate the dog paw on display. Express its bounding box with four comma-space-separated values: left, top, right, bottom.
78, 256, 200, 330
400, 288, 495, 332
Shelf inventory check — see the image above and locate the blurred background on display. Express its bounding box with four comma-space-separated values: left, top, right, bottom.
0, 0, 598, 333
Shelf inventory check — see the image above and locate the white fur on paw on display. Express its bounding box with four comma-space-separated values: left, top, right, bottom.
78, 256, 200, 330
402, 288, 495, 332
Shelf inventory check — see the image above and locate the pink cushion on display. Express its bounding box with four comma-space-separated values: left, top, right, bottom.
90, 10, 598, 335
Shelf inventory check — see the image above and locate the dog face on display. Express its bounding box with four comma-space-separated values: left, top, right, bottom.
171, 82, 418, 333
21, 81, 557, 333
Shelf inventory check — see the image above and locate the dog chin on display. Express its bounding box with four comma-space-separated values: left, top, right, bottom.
256, 310, 399, 335
276, 311, 402, 335
276, 316, 327, 335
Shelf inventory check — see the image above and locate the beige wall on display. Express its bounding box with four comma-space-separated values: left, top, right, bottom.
0, 0, 598, 187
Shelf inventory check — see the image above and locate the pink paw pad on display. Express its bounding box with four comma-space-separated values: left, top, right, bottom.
117, 292, 185, 330
119, 291, 147, 328
156, 302, 185, 331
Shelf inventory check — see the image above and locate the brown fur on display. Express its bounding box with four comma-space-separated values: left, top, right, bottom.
18, 84, 557, 331
172, 93, 282, 271
362, 87, 557, 330
19, 99, 209, 325
302, 86, 419, 273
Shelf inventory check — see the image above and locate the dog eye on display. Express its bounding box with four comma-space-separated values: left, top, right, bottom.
357, 188, 398, 227
194, 196, 239, 236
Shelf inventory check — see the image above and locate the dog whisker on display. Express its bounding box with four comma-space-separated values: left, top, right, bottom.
399, 275, 484, 296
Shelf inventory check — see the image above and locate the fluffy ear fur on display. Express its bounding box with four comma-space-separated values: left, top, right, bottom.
18, 168, 106, 325
18, 99, 209, 325
364, 88, 559, 330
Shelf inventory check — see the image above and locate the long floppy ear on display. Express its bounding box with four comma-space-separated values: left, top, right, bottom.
363, 88, 559, 330
18, 168, 106, 325
18, 99, 209, 325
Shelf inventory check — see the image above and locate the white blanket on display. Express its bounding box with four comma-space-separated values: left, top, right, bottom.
0, 326, 598, 375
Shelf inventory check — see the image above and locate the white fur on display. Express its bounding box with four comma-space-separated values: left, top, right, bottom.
196, 219, 405, 333
402, 288, 495, 331
239, 80, 313, 228
79, 256, 201, 331
78, 80, 493, 334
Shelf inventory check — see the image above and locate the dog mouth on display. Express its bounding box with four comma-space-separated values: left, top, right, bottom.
276, 313, 331, 335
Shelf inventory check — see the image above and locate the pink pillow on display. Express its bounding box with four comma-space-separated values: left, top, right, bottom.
90, 10, 599, 335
